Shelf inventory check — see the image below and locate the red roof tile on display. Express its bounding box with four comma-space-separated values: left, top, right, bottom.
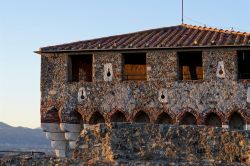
39, 24, 250, 52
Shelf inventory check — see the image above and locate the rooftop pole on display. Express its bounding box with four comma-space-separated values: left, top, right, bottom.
182, 0, 184, 24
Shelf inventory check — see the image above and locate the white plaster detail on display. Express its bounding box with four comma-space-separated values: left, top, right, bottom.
46, 132, 66, 141
222, 125, 229, 129
147, 66, 151, 81
216, 61, 225, 78
41, 123, 61, 132
103, 63, 113, 81
79, 144, 88, 149
54, 150, 66, 158
158, 89, 168, 103
245, 124, 250, 130
247, 87, 250, 107
78, 87, 87, 103
84, 124, 90, 129
60, 123, 82, 132
65, 132, 79, 141
147, 66, 151, 71
69, 141, 77, 149
51, 141, 67, 150
48, 90, 57, 95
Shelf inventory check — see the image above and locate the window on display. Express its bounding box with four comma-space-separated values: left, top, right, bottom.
238, 50, 250, 79
178, 52, 203, 80
123, 53, 147, 81
68, 55, 93, 82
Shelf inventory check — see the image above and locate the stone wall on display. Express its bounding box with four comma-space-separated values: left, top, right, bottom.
40, 49, 250, 124
72, 124, 250, 165
2, 124, 249, 165
40, 49, 250, 156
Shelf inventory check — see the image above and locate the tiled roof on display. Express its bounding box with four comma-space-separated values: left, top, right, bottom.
39, 24, 250, 52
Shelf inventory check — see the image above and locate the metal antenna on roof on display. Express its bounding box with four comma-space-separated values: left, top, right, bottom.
182, 0, 184, 24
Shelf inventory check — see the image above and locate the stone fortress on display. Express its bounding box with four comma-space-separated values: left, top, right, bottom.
36, 24, 250, 164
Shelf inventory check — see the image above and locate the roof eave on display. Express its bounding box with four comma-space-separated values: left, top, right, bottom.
36, 45, 250, 54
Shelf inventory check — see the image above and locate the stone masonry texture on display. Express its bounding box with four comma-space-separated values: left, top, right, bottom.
73, 124, 250, 165
37, 43, 250, 164
2, 124, 250, 165
40, 49, 250, 125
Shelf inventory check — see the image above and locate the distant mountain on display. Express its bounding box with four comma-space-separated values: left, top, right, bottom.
0, 122, 51, 153
0, 122, 12, 129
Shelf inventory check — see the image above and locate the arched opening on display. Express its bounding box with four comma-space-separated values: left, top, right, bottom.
229, 112, 245, 130
156, 112, 172, 124
89, 112, 105, 125
75, 112, 84, 128
205, 113, 222, 127
179, 112, 197, 125
134, 111, 150, 123
111, 111, 126, 122
43, 107, 60, 123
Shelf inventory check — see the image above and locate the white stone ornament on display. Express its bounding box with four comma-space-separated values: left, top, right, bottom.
104, 63, 113, 81
60, 123, 82, 149
69, 141, 77, 149
54, 150, 66, 158
158, 89, 168, 103
51, 140, 67, 150
41, 123, 67, 158
78, 87, 86, 103
60, 123, 82, 132
247, 87, 250, 107
46, 132, 65, 141
41, 123, 61, 132
216, 61, 225, 78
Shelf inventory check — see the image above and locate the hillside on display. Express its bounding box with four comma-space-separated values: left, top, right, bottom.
0, 122, 51, 152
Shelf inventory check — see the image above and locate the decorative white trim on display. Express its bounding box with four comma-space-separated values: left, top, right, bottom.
54, 150, 66, 158
46, 132, 65, 141
147, 66, 151, 71
41, 123, 61, 132
69, 141, 77, 149
158, 89, 168, 103
245, 124, 250, 130
51, 141, 67, 150
84, 124, 90, 129
103, 63, 113, 81
78, 87, 87, 103
247, 87, 250, 107
222, 125, 229, 129
216, 61, 225, 78
60, 123, 82, 132
48, 90, 57, 95
65, 132, 80, 141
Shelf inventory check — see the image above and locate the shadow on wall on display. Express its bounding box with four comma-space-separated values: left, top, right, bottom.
59, 110, 246, 130
134, 111, 150, 123
205, 113, 222, 127
229, 112, 245, 130
111, 111, 126, 122
179, 112, 197, 125
156, 112, 173, 124
89, 112, 105, 125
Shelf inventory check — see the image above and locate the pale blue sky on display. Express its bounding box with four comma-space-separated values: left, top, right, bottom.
0, 0, 249, 128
